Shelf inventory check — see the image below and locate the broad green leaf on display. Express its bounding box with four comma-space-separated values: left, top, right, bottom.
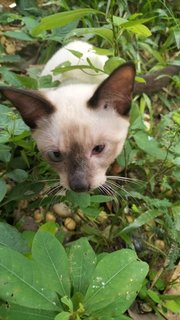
133, 131, 168, 160
0, 54, 21, 63
147, 289, 161, 303
66, 191, 91, 208
120, 210, 162, 234
61, 296, 73, 312
174, 29, 180, 49
0, 222, 29, 253
104, 57, 125, 74
124, 24, 151, 37
163, 300, 180, 313
5, 181, 44, 203
0, 178, 7, 202
172, 204, 180, 231
84, 249, 148, 315
128, 191, 172, 208
7, 118, 29, 135
7, 169, 28, 183
0, 67, 22, 86
4, 31, 34, 41
0, 303, 57, 320
83, 206, 100, 218
90, 195, 113, 203
0, 247, 60, 311
68, 238, 97, 294
66, 27, 113, 44
32, 9, 102, 35
0, 144, 11, 162
32, 230, 71, 297
55, 312, 71, 320
39, 221, 58, 234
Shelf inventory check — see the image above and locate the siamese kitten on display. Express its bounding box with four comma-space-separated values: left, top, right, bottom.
0, 41, 135, 192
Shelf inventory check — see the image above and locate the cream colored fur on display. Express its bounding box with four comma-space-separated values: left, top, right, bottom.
33, 41, 130, 190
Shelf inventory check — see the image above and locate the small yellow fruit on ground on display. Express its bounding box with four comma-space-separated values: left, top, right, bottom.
46, 212, 56, 222
34, 209, 44, 223
97, 211, 108, 223
155, 239, 165, 251
64, 217, 76, 231
53, 203, 71, 217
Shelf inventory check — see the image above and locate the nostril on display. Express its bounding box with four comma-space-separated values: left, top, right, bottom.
69, 176, 90, 193
71, 183, 90, 192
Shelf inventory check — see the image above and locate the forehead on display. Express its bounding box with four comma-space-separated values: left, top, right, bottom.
35, 84, 129, 151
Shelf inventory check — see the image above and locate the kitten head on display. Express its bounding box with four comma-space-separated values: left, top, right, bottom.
0, 62, 135, 192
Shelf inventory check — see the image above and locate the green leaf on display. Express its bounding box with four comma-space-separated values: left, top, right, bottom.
84, 249, 148, 316
104, 57, 125, 74
55, 312, 71, 320
0, 131, 10, 143
61, 296, 73, 312
4, 30, 34, 41
32, 231, 71, 297
66, 27, 113, 44
66, 191, 91, 208
0, 67, 22, 86
68, 238, 97, 294
90, 195, 113, 203
163, 300, 180, 313
0, 178, 7, 202
0, 303, 57, 320
0, 54, 21, 63
0, 144, 11, 162
7, 169, 28, 183
0, 247, 60, 311
172, 110, 180, 126
4, 181, 44, 204
0, 222, 29, 253
147, 289, 161, 303
124, 24, 151, 37
120, 210, 162, 234
133, 131, 168, 159
32, 9, 103, 35
39, 221, 58, 234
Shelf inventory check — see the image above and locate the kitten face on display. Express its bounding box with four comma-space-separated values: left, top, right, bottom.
33, 84, 129, 191
0, 62, 135, 192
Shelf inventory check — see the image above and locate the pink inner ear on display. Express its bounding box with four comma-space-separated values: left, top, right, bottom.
88, 62, 136, 115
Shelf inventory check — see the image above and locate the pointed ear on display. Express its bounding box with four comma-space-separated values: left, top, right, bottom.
0, 87, 55, 128
88, 62, 136, 115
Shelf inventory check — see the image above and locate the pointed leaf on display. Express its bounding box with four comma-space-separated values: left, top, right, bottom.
0, 247, 60, 311
32, 231, 71, 297
0, 222, 29, 253
69, 238, 97, 294
0, 303, 57, 320
84, 249, 148, 315
120, 209, 162, 234
66, 27, 113, 44
0, 178, 7, 202
32, 9, 102, 35
55, 312, 71, 320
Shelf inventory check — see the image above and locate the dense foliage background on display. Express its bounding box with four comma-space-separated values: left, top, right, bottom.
0, 1, 179, 319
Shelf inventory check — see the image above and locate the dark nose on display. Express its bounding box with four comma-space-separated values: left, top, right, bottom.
69, 173, 90, 192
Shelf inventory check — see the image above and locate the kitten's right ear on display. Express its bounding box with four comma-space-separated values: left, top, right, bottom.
0, 87, 55, 129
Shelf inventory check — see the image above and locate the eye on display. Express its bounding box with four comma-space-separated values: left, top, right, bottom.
47, 150, 63, 162
92, 144, 105, 155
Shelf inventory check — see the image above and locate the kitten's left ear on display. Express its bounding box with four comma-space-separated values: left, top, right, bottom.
0, 87, 55, 129
88, 62, 136, 115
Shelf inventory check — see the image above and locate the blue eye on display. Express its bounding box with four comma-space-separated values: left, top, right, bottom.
47, 151, 63, 162
92, 144, 105, 155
